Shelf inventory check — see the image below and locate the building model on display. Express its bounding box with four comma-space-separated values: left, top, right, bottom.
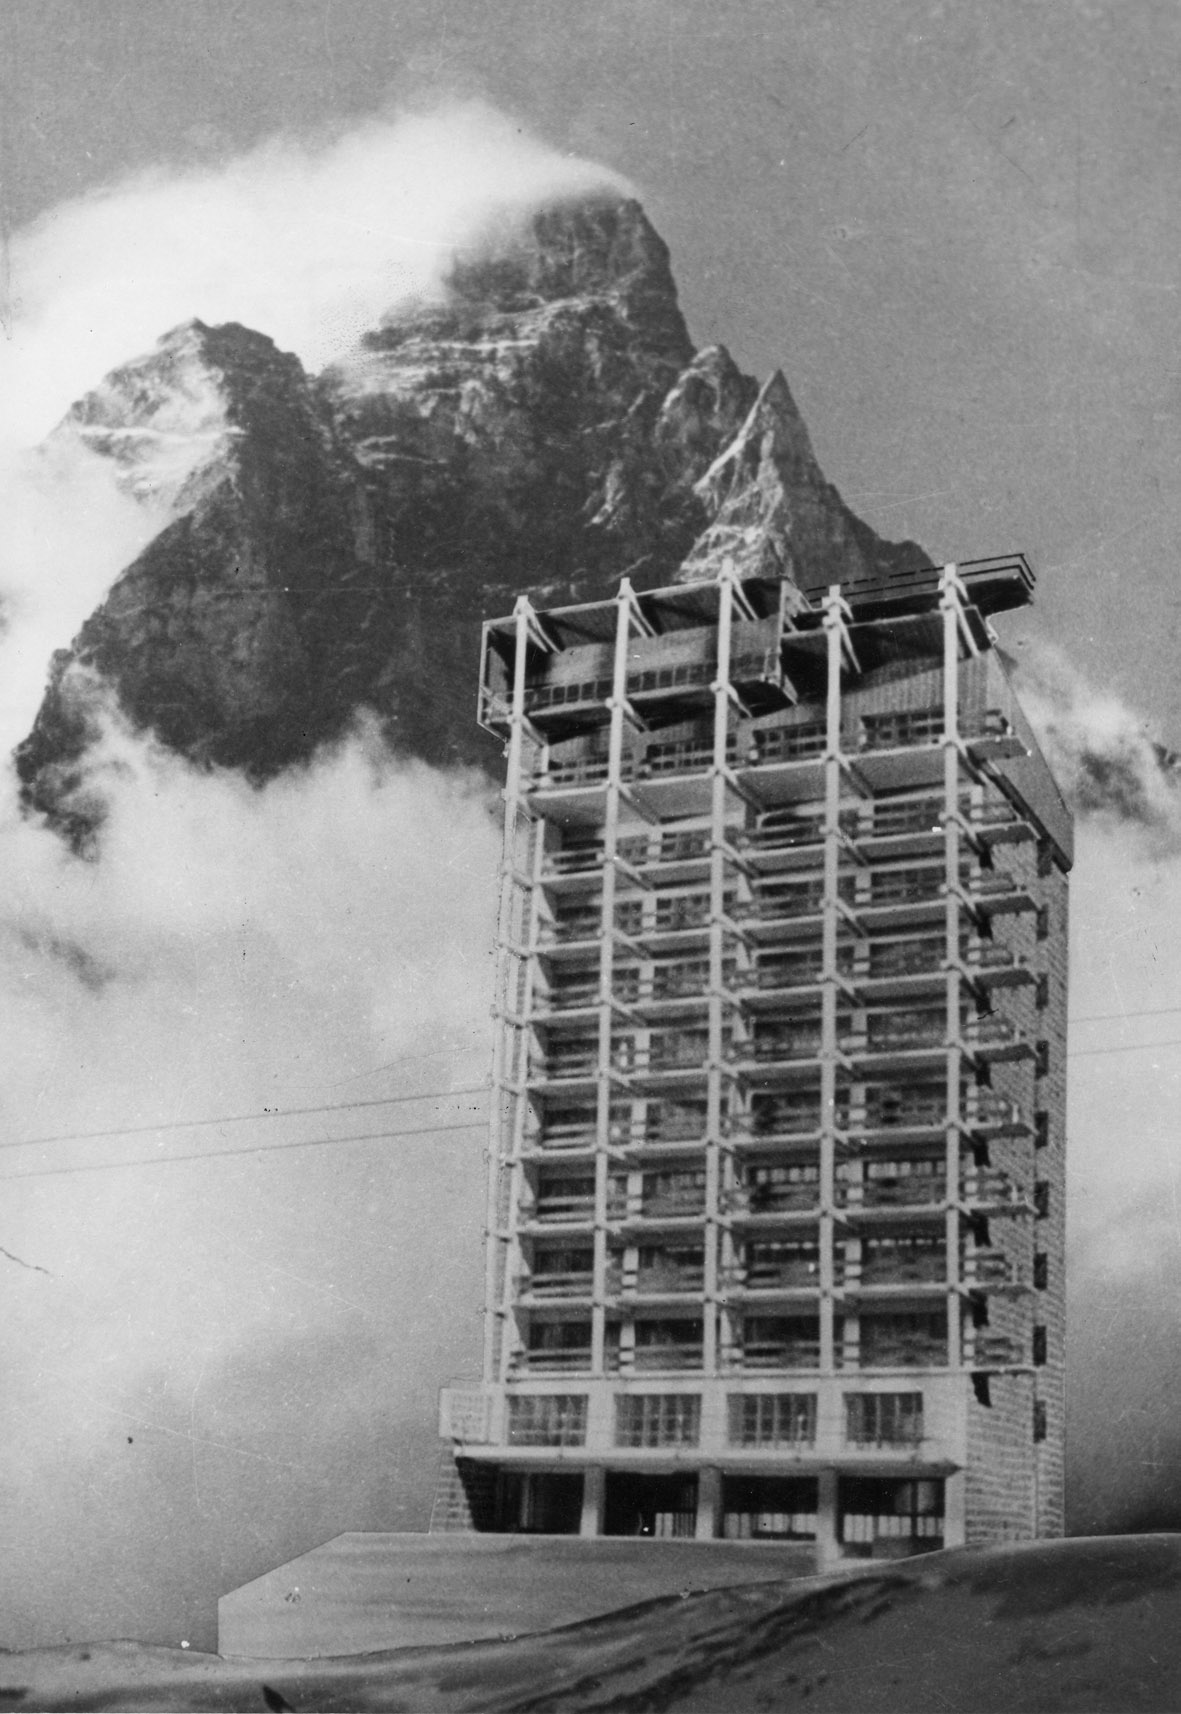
436, 554, 1070, 1562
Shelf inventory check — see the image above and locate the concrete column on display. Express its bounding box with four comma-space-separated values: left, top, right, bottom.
815, 1468, 840, 1566
580, 1465, 605, 1537
695, 1465, 722, 1540
943, 1468, 966, 1548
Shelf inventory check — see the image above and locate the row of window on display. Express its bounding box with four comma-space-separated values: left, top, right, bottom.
504, 1390, 926, 1449
540, 1090, 1041, 1145
525, 1166, 1053, 1221
549, 793, 1035, 867
535, 705, 1012, 782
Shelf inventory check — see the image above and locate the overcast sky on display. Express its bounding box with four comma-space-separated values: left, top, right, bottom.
2, 0, 1181, 1654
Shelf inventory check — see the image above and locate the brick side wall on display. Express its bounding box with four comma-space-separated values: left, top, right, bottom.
429, 1450, 502, 1533
964, 842, 1067, 1541
1034, 864, 1068, 1535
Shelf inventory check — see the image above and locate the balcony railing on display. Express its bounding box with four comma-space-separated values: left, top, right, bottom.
742, 1103, 826, 1138
730, 959, 825, 992
849, 1336, 948, 1368
749, 723, 827, 764
727, 1339, 822, 1371
725, 1256, 821, 1291
723, 1182, 821, 1217
521, 1270, 595, 1299
967, 1093, 1025, 1131
732, 887, 831, 921
838, 1250, 947, 1287
619, 1261, 707, 1295
542, 980, 602, 1011
961, 1250, 1020, 1287
531, 1193, 597, 1224
962, 1016, 1021, 1050
512, 1346, 594, 1374
960, 1169, 1027, 1207
859, 708, 1012, 752
968, 1333, 1026, 1367
620, 1191, 707, 1221
838, 1176, 948, 1210
544, 845, 606, 876
747, 1029, 826, 1063
637, 1109, 709, 1145
633, 1345, 705, 1373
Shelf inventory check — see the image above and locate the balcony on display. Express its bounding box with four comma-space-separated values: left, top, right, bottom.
961, 1250, 1024, 1290
724, 1176, 822, 1219
631, 1104, 709, 1147
745, 1025, 827, 1065
960, 1169, 1031, 1212
837, 1243, 947, 1289
617, 1181, 707, 1224
608, 1322, 705, 1373
848, 1329, 948, 1370
726, 1245, 821, 1293
964, 1093, 1028, 1136
850, 1090, 947, 1137
741, 814, 829, 852
728, 1326, 822, 1371
512, 1346, 594, 1374
732, 884, 830, 924
529, 1184, 598, 1226
838, 1171, 948, 1212
962, 1015, 1032, 1062
728, 956, 826, 997
967, 1332, 1027, 1369
958, 871, 1036, 918
740, 1098, 827, 1140
749, 723, 828, 766
649, 894, 714, 935
858, 708, 1014, 754
611, 1251, 706, 1298
520, 1267, 595, 1301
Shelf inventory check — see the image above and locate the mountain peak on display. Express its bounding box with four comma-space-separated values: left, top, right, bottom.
20, 193, 933, 842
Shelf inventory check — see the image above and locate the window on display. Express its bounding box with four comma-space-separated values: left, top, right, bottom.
722, 1475, 818, 1540
1034, 1110, 1050, 1149
727, 1393, 817, 1447
1037, 842, 1054, 879
1036, 905, 1050, 941
1033, 1399, 1048, 1442
507, 1395, 588, 1447
1033, 1325, 1048, 1366
1035, 1039, 1050, 1077
845, 1392, 924, 1447
1036, 973, 1050, 1009
615, 1393, 701, 1448
1034, 1180, 1050, 1220
1034, 1253, 1049, 1290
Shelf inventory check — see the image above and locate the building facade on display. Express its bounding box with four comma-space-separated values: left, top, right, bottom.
437, 555, 1070, 1562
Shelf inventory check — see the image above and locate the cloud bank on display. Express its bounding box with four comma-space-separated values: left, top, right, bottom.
1012, 646, 1181, 1534
0, 102, 614, 1649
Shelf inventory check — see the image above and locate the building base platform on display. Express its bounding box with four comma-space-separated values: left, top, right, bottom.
217, 1531, 817, 1659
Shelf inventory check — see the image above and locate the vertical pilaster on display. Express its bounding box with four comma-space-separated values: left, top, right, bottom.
484, 599, 536, 1384
592, 580, 635, 1373
940, 565, 964, 1371
816, 1467, 840, 1564
580, 1465, 606, 1537
819, 587, 848, 1374
705, 569, 735, 1375
695, 1465, 722, 1540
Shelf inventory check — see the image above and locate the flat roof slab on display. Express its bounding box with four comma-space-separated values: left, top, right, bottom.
218, 1531, 816, 1659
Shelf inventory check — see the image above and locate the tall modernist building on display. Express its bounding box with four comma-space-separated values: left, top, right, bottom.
436, 554, 1070, 1563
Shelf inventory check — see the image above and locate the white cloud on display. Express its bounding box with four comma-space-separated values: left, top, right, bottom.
2, 101, 627, 449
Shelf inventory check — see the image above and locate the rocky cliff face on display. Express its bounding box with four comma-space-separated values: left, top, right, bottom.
16, 193, 929, 842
